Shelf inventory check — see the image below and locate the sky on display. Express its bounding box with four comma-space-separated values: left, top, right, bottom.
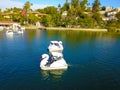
0, 0, 120, 10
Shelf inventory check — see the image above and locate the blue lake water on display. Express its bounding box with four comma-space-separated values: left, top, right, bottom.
0, 30, 120, 90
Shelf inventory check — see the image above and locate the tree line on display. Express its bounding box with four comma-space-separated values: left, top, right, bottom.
38, 0, 120, 31
38, 0, 101, 28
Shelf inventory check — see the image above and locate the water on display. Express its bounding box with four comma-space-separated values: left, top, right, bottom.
0, 30, 120, 90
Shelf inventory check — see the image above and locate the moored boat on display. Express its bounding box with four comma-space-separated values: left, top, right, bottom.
6, 30, 14, 35
17, 29, 24, 34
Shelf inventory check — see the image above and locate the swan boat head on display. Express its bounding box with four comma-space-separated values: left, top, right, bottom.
40, 54, 49, 67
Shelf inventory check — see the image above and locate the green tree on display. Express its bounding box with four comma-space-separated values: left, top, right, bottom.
92, 0, 100, 13
12, 7, 21, 22
58, 4, 61, 8
68, 6, 76, 17
62, 0, 70, 11
80, 0, 88, 11
28, 14, 39, 24
41, 15, 53, 27
44, 6, 58, 14
116, 12, 120, 28
101, 6, 106, 11
92, 0, 101, 27
23, 1, 33, 24
106, 20, 118, 32
20, 16, 26, 25
71, 0, 80, 8
77, 14, 94, 28
40, 6, 61, 27
116, 12, 120, 21
0, 8, 3, 21
52, 13, 62, 26
4, 8, 12, 13
92, 12, 101, 27
36, 9, 45, 13
23, 1, 33, 12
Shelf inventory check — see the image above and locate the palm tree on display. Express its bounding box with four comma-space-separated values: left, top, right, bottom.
23, 1, 33, 12
23, 1, 33, 24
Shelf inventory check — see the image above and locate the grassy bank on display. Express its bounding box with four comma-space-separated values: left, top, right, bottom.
25, 26, 108, 32
44, 27, 107, 32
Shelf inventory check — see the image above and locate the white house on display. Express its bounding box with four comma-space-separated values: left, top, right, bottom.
105, 6, 113, 12
62, 11, 67, 16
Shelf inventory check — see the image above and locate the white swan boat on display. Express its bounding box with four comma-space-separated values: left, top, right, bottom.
6, 30, 14, 35
48, 41, 63, 52
40, 52, 68, 70
17, 29, 24, 34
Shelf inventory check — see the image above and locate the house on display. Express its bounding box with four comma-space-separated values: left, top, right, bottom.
102, 17, 109, 21
102, 9, 118, 21
105, 6, 113, 12
2, 13, 12, 19
100, 11, 106, 15
0, 21, 20, 30
107, 11, 117, 16
115, 7, 120, 12
28, 11, 46, 18
62, 11, 67, 16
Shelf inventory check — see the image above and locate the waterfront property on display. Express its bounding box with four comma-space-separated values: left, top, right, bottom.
0, 21, 19, 30
0, 21, 25, 31
0, 21, 14, 30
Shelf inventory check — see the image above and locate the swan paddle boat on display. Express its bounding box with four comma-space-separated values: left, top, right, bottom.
40, 52, 68, 70
48, 41, 63, 52
6, 30, 14, 35
17, 29, 24, 34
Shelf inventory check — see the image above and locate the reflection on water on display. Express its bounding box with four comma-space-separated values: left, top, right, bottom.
6, 34, 14, 39
41, 69, 67, 80
1, 30, 120, 46
25, 30, 42, 41
0, 32, 3, 41
46, 30, 119, 42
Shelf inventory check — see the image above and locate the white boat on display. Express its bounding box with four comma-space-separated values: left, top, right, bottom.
48, 41, 63, 52
13, 23, 25, 31
40, 52, 68, 70
21, 27, 25, 31
6, 30, 14, 35
0, 26, 4, 31
17, 29, 24, 34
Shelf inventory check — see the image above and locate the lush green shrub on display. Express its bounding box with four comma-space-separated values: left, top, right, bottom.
107, 27, 117, 32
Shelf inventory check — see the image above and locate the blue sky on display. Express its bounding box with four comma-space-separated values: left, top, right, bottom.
0, 0, 120, 10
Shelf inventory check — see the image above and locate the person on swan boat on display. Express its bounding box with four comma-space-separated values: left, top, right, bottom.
41, 55, 62, 66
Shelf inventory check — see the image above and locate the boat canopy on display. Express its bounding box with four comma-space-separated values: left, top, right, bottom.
51, 52, 63, 57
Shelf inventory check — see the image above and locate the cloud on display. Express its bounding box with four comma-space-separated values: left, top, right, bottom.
0, 0, 48, 10
0, 0, 23, 10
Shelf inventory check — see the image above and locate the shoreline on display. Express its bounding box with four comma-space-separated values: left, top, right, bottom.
25, 26, 108, 32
